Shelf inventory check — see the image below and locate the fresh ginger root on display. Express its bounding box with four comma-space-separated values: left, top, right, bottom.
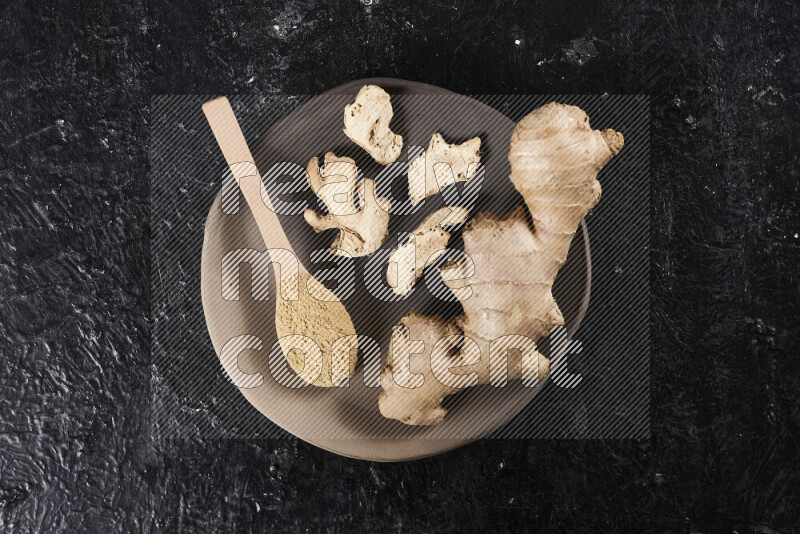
303, 152, 391, 257
379, 311, 466, 425
386, 206, 470, 295
343, 85, 403, 165
407, 133, 481, 205
378, 209, 556, 425
379, 102, 623, 425
508, 102, 624, 263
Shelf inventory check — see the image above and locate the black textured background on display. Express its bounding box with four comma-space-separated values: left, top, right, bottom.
1, 0, 798, 532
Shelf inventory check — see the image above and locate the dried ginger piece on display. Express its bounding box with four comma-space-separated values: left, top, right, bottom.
343, 85, 403, 165
379, 102, 624, 425
386, 207, 470, 295
303, 152, 391, 257
407, 133, 481, 205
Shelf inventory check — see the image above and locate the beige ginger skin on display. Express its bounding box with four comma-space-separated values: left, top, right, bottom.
379, 102, 624, 425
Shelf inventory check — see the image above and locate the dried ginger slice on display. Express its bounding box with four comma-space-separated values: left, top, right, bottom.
407, 133, 481, 205
343, 85, 403, 165
303, 152, 391, 257
386, 207, 470, 295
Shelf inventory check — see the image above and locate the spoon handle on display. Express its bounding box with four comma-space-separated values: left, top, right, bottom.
202, 96, 301, 266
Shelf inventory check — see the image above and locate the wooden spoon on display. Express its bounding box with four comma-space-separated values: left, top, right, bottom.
202, 97, 357, 387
